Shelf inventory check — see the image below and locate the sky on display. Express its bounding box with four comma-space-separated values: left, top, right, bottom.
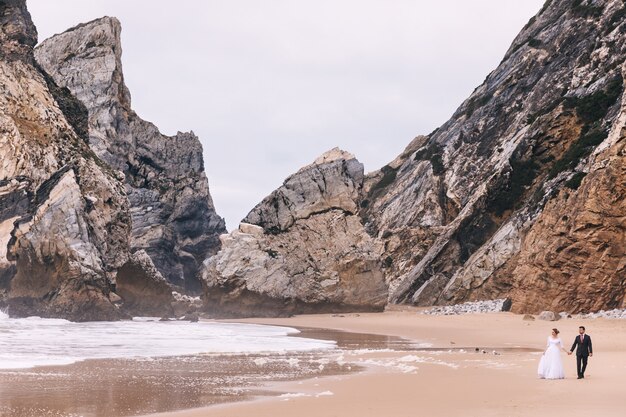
28, 0, 544, 231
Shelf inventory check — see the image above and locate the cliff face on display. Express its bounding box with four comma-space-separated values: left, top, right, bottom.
201, 149, 388, 317
34, 18, 225, 294
373, 0, 626, 313
0, 1, 208, 319
0, 0, 131, 320
202, 0, 625, 315
0, 0, 37, 63
3, 0, 623, 319
473, 90, 626, 313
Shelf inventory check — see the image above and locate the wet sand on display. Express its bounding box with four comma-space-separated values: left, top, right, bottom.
144, 310, 626, 417
0, 328, 407, 417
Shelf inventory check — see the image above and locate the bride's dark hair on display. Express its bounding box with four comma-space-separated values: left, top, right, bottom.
552, 328, 560, 335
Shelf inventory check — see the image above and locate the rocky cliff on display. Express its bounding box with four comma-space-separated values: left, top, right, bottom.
0, 0, 132, 320
202, 0, 625, 315
34, 17, 225, 294
3, 0, 624, 319
380, 0, 625, 313
201, 149, 388, 317
0, 1, 223, 320
471, 86, 626, 313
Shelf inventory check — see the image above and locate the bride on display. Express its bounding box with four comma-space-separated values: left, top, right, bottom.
538, 328, 568, 379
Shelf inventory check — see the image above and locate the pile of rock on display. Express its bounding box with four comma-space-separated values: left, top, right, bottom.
573, 309, 626, 320
532, 308, 626, 321
421, 299, 511, 315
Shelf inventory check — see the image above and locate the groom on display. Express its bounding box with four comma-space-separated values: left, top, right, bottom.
568, 326, 592, 379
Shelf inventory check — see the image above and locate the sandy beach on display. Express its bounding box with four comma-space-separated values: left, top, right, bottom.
144, 309, 626, 417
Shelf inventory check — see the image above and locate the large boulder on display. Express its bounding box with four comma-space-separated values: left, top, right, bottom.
538, 311, 560, 322
201, 149, 388, 317
115, 250, 175, 317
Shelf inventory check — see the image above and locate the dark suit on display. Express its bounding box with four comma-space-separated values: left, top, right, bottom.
571, 334, 592, 377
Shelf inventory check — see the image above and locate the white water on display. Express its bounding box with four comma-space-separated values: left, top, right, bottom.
0, 311, 335, 370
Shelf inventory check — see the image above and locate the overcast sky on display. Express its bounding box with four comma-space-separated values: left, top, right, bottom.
28, 0, 544, 230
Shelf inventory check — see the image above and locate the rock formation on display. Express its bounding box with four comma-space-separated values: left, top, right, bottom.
372, 0, 626, 313
0, 0, 131, 320
201, 149, 388, 317
2, 0, 624, 319
115, 250, 175, 317
1, 1, 225, 320
34, 17, 225, 294
474, 89, 626, 313
202, 0, 625, 315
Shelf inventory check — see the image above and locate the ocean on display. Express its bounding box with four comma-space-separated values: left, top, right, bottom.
0, 310, 358, 416
0, 311, 416, 416
0, 310, 335, 370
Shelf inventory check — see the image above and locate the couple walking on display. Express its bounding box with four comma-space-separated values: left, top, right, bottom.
538, 326, 593, 379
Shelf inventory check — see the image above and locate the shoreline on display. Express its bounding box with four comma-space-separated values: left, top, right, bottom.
0, 323, 406, 417
141, 310, 626, 417
3, 311, 625, 416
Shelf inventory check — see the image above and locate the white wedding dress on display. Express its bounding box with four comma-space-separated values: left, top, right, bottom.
538, 337, 565, 379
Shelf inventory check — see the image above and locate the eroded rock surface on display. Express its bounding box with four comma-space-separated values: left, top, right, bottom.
372, 0, 626, 313
0, 0, 130, 320
475, 88, 626, 313
201, 149, 388, 317
3, 0, 625, 319
115, 250, 175, 317
203, 0, 625, 315
34, 17, 225, 293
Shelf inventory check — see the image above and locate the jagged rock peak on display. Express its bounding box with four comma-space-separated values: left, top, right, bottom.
35, 15, 226, 293
50, 16, 131, 108
243, 147, 364, 233
0, 0, 37, 62
297, 147, 356, 173
35, 16, 131, 164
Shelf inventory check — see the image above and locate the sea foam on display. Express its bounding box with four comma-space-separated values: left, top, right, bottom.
0, 313, 335, 370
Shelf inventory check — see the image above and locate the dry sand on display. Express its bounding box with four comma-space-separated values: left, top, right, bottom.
144, 309, 626, 417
